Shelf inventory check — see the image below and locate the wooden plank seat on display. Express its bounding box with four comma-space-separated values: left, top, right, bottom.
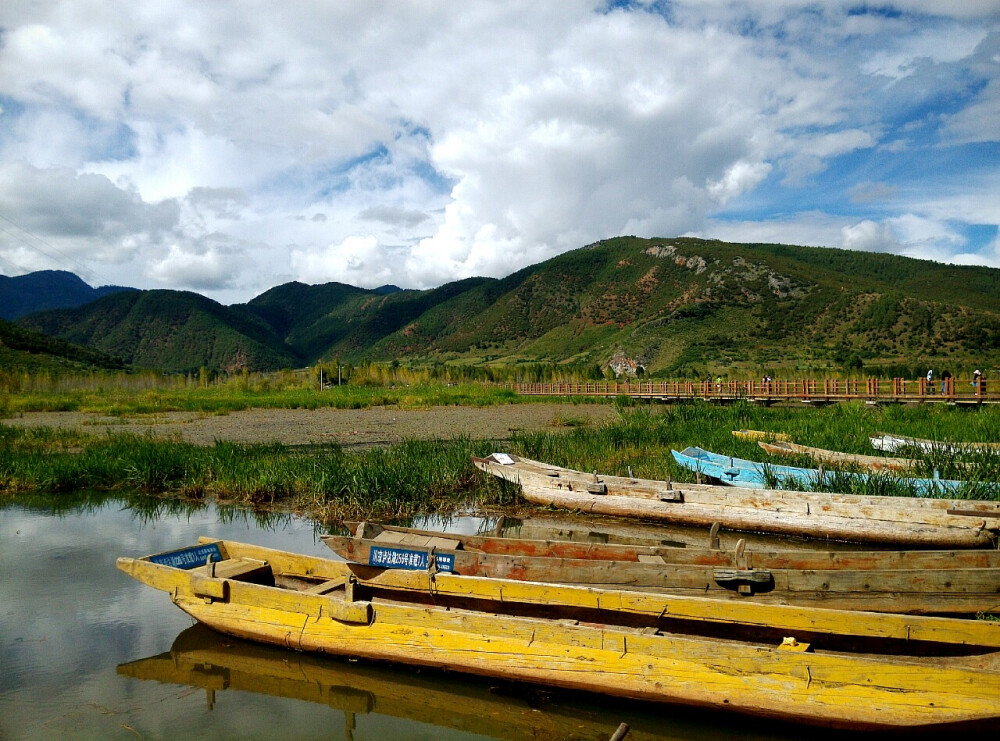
303, 576, 348, 595
193, 557, 273, 585
371, 530, 461, 551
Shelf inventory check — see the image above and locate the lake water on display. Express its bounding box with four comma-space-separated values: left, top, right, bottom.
1, 496, 842, 740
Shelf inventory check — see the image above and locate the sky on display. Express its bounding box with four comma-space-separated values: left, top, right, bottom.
0, 1, 998, 305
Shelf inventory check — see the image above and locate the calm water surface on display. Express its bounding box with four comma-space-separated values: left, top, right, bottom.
1, 496, 854, 740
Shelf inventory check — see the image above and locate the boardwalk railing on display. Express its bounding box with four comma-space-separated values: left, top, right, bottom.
512, 377, 996, 404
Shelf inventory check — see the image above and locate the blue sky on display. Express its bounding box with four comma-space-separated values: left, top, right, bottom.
0, 1, 997, 302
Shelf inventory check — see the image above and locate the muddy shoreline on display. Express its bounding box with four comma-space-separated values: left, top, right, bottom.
4, 403, 619, 447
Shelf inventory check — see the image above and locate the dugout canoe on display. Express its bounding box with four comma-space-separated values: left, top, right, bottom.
872, 433, 1000, 455
324, 522, 1000, 614
118, 625, 658, 741
758, 440, 918, 473
473, 454, 1000, 547
673, 446, 970, 495
732, 429, 792, 442
118, 537, 1000, 730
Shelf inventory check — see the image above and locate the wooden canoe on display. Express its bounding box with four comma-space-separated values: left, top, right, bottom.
324, 522, 1000, 614
118, 625, 653, 741
118, 537, 1000, 730
732, 429, 792, 442
872, 433, 1000, 455
759, 440, 918, 473
673, 446, 970, 494
473, 454, 1000, 547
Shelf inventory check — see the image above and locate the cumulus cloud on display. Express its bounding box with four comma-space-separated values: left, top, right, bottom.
146, 238, 244, 290
841, 219, 898, 253
0, 2, 997, 300
291, 235, 399, 288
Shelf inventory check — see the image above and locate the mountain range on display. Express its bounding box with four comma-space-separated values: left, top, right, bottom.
9, 237, 1000, 376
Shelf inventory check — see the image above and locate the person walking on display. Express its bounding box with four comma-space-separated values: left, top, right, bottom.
926, 368, 934, 394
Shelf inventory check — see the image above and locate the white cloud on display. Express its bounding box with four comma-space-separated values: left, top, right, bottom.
707, 160, 773, 203
290, 235, 397, 288
0, 1, 997, 300
841, 219, 899, 253
146, 239, 243, 290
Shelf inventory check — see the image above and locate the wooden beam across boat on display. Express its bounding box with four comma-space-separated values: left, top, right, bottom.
118, 537, 1000, 730
474, 454, 1000, 547
328, 521, 1000, 614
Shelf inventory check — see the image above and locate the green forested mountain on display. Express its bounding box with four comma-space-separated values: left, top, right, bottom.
13, 237, 1000, 375
17, 290, 298, 373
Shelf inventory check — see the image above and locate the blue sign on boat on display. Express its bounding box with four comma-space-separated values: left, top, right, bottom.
369, 545, 454, 572
149, 542, 223, 569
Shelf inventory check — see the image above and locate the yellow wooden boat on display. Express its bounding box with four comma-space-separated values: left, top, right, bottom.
118, 537, 1000, 730
474, 454, 1000, 547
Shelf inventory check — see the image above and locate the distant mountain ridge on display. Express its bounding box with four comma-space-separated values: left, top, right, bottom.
0, 270, 134, 320
13, 237, 1000, 374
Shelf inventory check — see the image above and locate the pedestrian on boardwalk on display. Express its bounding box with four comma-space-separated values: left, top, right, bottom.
926, 368, 934, 394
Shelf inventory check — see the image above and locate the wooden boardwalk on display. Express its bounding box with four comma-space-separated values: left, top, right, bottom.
513, 377, 997, 405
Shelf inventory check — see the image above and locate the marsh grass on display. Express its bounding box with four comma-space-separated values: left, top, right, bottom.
0, 381, 525, 417
0, 426, 512, 518
2, 401, 999, 521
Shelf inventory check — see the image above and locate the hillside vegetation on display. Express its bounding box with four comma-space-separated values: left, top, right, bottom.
14, 237, 1000, 375
0, 318, 125, 373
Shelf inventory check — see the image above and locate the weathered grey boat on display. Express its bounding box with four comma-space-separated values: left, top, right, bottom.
473, 454, 1000, 547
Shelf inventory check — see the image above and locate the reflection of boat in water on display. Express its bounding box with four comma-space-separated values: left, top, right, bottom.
117, 625, 763, 741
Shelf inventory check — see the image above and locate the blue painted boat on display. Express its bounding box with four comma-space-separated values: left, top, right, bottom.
671, 446, 967, 495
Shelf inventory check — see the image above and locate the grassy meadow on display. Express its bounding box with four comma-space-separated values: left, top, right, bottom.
0, 371, 525, 416
2, 396, 1000, 522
